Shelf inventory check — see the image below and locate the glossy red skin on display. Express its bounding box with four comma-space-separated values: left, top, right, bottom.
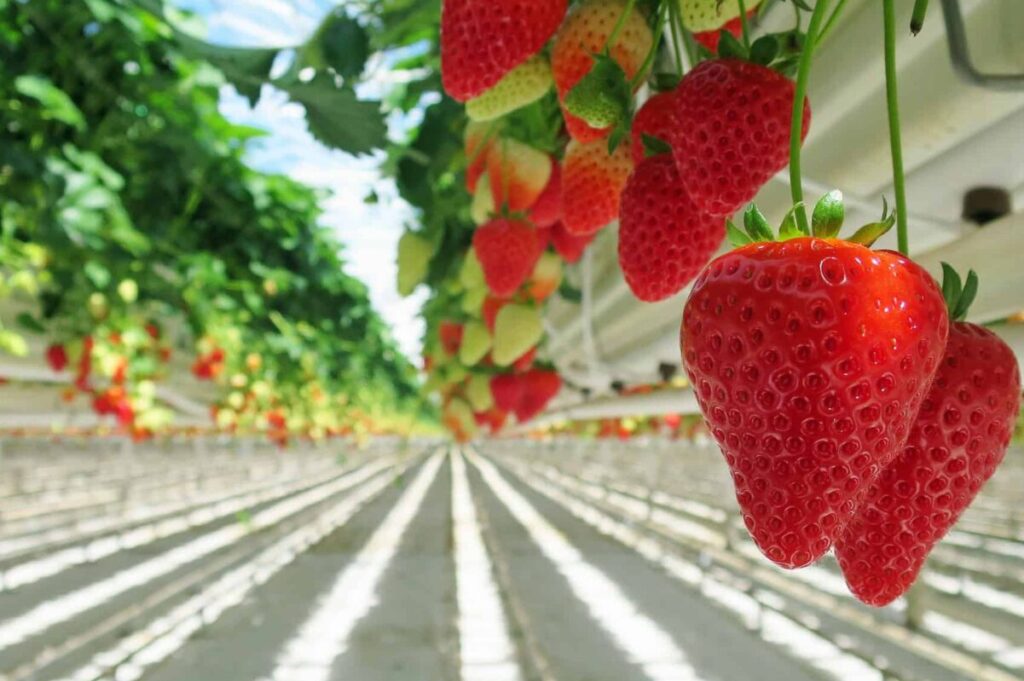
490, 373, 525, 413
835, 322, 1021, 606
618, 156, 725, 302
473, 218, 543, 298
630, 92, 677, 165
668, 59, 810, 218
682, 238, 949, 568
441, 0, 567, 101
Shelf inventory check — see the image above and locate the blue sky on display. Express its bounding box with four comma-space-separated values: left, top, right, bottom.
172, 0, 428, 361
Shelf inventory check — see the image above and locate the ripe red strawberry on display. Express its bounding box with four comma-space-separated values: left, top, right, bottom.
550, 221, 595, 263
835, 322, 1021, 606
552, 0, 653, 142
439, 321, 464, 356
46, 344, 69, 372
442, 0, 568, 102
487, 138, 553, 213
562, 138, 634, 235
490, 373, 525, 413
515, 369, 562, 422
668, 59, 810, 217
618, 156, 725, 302
630, 91, 676, 164
513, 347, 538, 373
528, 163, 562, 228
473, 218, 543, 298
682, 238, 948, 568
475, 407, 509, 434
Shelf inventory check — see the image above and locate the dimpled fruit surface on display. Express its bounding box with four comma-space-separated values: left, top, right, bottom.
835, 322, 1021, 606
681, 238, 949, 568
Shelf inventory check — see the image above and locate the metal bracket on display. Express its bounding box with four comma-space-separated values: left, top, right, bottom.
940, 0, 1024, 91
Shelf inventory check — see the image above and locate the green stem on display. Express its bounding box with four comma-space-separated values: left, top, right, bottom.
605, 0, 639, 52
911, 0, 930, 35
883, 0, 910, 255
816, 0, 850, 49
630, 3, 668, 88
737, 0, 751, 49
667, 0, 685, 75
789, 0, 831, 235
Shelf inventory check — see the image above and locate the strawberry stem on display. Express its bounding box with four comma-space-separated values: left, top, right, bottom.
666, 0, 686, 75
737, 0, 752, 49
606, 0, 639, 54
789, 0, 831, 236
883, 0, 910, 256
816, 0, 850, 49
630, 2, 669, 88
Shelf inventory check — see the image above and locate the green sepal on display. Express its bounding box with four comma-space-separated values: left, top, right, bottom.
791, 0, 813, 11
811, 190, 844, 238
847, 198, 896, 247
778, 205, 806, 240
717, 31, 749, 61
653, 72, 681, 92
743, 204, 774, 242
726, 220, 754, 247
750, 35, 780, 66
941, 262, 979, 322
642, 133, 672, 157
607, 120, 630, 154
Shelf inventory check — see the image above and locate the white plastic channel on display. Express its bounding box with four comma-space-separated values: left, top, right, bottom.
265, 452, 444, 681
466, 450, 703, 681
451, 449, 523, 681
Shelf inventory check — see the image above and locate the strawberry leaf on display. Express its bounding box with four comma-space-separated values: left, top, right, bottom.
812, 190, 844, 238
953, 269, 979, 321
750, 35, 780, 66
641, 133, 672, 157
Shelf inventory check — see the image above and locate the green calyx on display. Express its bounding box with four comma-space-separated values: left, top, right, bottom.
726, 191, 897, 248
940, 262, 979, 322
564, 54, 632, 131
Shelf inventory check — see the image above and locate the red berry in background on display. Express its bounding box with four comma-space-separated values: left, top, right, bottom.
668, 59, 810, 217
681, 238, 948, 568
442, 0, 567, 101
439, 321, 464, 355
512, 347, 538, 373
630, 91, 677, 165
618, 155, 725, 302
549, 222, 595, 263
475, 407, 509, 434
561, 138, 634, 235
515, 369, 562, 422
473, 218, 543, 298
481, 295, 509, 333
551, 0, 652, 142
693, 10, 757, 53
835, 322, 1021, 606
46, 344, 68, 372
490, 373, 525, 413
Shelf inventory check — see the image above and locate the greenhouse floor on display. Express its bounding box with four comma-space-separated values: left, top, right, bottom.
0, 439, 1021, 681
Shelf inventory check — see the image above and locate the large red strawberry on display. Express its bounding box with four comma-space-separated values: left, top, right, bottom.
549, 221, 595, 263
835, 319, 1020, 606
668, 59, 810, 217
682, 237, 948, 568
562, 139, 634, 235
473, 218, 543, 298
515, 369, 562, 422
442, 0, 568, 102
552, 0, 653, 142
618, 156, 725, 302
630, 91, 676, 164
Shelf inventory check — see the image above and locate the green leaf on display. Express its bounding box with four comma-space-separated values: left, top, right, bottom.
743, 204, 774, 242
558, 280, 582, 303
726, 220, 754, 247
0, 330, 29, 357
717, 31, 749, 60
279, 76, 387, 156
811, 190, 845, 238
15, 313, 45, 334
14, 76, 86, 130
642, 133, 672, 157
312, 10, 369, 80
173, 32, 279, 106
84, 261, 111, 289
750, 35, 780, 66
